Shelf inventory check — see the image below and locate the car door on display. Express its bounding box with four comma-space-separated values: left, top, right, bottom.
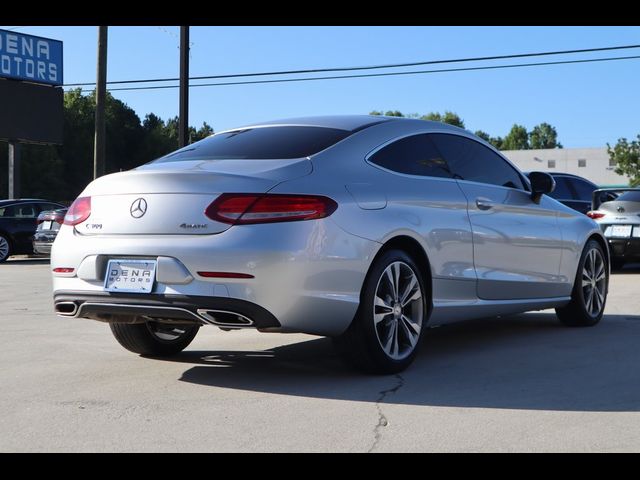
366, 133, 475, 283
12, 203, 41, 251
429, 133, 566, 300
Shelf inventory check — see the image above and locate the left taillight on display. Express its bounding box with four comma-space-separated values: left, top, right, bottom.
205, 193, 338, 225
63, 197, 91, 226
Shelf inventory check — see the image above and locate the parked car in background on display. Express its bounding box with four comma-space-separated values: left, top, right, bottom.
0, 199, 66, 262
33, 208, 68, 256
526, 172, 599, 214
588, 188, 640, 270
51, 116, 609, 374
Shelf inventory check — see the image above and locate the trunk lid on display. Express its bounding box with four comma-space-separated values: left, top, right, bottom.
77, 158, 311, 235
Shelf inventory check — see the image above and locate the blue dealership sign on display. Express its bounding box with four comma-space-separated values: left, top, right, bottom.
0, 29, 63, 86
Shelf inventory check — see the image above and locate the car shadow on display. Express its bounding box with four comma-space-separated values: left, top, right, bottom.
3, 257, 50, 265
165, 312, 640, 412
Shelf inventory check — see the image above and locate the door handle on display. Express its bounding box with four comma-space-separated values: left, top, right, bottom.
475, 197, 494, 210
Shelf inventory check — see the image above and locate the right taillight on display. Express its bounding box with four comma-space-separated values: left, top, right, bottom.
205, 193, 338, 225
587, 211, 606, 219
63, 197, 92, 226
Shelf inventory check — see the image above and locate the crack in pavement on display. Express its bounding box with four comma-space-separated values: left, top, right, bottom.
368, 373, 405, 453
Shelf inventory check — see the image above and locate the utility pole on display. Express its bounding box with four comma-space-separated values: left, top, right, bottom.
179, 26, 189, 148
94, 26, 108, 179
8, 141, 21, 199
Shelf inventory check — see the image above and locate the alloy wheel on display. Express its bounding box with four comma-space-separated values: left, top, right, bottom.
582, 248, 606, 316
373, 261, 424, 360
0, 236, 9, 261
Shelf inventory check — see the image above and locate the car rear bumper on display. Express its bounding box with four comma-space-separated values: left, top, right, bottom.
33, 241, 53, 255
53, 291, 281, 330
51, 219, 381, 336
607, 237, 640, 260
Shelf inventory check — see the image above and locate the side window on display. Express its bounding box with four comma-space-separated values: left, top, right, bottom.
15, 204, 38, 218
548, 176, 573, 200
369, 134, 454, 178
570, 178, 597, 201
0, 206, 16, 218
430, 134, 526, 190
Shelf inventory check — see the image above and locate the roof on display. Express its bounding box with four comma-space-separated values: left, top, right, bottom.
0, 198, 49, 205
226, 115, 397, 133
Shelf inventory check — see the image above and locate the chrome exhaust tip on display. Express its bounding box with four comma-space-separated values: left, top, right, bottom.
196, 309, 254, 327
55, 301, 78, 317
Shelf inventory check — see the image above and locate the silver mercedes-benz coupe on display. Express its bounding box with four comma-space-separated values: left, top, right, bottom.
52, 115, 609, 373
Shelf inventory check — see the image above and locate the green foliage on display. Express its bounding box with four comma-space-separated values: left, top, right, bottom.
369, 110, 562, 152
420, 111, 465, 128
501, 124, 530, 150
529, 122, 562, 149
474, 130, 504, 150
607, 136, 640, 187
0, 89, 214, 201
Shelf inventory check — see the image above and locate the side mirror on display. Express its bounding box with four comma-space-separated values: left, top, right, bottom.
528, 171, 555, 204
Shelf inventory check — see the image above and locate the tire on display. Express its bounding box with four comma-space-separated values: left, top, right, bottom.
611, 258, 625, 271
556, 240, 608, 327
333, 249, 428, 374
0, 235, 11, 263
109, 321, 200, 356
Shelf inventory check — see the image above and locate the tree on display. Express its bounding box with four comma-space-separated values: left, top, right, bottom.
369, 110, 404, 117
501, 124, 530, 150
421, 111, 465, 128
529, 122, 562, 149
0, 88, 217, 201
607, 136, 640, 187
474, 130, 503, 150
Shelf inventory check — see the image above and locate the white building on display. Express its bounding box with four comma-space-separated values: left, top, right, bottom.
502, 147, 630, 187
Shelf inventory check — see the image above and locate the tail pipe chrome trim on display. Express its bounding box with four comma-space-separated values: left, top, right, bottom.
55, 301, 79, 317
197, 309, 255, 328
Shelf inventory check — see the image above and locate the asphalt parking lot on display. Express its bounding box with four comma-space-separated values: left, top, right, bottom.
2, 258, 640, 452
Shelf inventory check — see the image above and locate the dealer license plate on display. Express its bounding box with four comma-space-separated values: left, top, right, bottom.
607, 225, 633, 238
104, 259, 157, 293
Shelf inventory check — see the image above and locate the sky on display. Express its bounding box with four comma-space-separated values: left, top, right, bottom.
2, 25, 640, 148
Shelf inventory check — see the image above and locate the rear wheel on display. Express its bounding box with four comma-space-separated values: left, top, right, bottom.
0, 235, 11, 262
556, 240, 608, 327
109, 321, 200, 356
334, 249, 427, 374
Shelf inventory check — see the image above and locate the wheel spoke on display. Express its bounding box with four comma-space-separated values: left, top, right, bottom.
392, 263, 401, 300
391, 321, 400, 358
399, 274, 417, 305
585, 287, 594, 313
401, 314, 421, 336
399, 317, 418, 348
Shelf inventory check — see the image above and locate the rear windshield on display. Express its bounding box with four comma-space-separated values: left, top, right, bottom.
152, 126, 351, 163
610, 191, 640, 203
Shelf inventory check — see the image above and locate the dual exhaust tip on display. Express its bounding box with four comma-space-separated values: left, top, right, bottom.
55, 302, 254, 328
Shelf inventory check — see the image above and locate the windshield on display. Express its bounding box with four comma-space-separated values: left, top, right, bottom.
152, 126, 351, 163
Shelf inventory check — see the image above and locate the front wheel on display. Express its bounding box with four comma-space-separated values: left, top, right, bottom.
556, 240, 608, 327
110, 321, 200, 356
334, 249, 428, 374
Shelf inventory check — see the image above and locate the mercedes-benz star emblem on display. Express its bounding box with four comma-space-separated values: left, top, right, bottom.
130, 198, 148, 218
617, 206, 625, 213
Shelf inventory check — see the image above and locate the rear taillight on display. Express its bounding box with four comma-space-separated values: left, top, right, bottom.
53, 212, 65, 225
587, 211, 606, 219
205, 193, 338, 225
63, 197, 91, 226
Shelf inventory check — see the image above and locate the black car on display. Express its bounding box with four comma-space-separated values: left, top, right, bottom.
33, 208, 68, 256
0, 199, 66, 262
526, 172, 599, 214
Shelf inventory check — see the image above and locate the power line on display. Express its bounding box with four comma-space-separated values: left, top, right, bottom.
75, 54, 640, 93
64, 43, 640, 87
